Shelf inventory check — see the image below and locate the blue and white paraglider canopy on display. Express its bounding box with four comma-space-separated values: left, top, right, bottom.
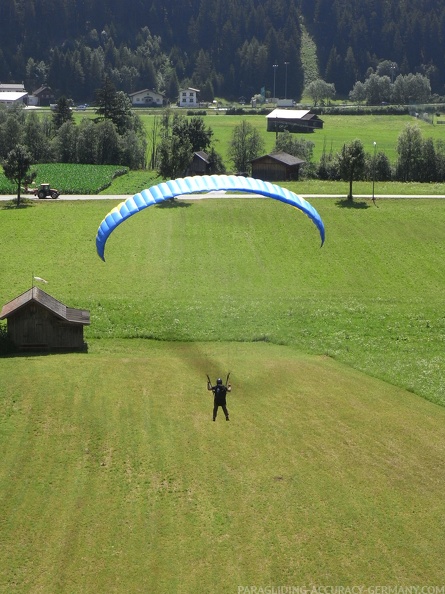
95, 174, 325, 261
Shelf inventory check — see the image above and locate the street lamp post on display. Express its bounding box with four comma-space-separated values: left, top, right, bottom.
273, 64, 278, 103
390, 64, 396, 84
284, 61, 289, 99
372, 141, 377, 205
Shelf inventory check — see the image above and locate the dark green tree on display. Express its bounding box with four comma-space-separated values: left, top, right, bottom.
95, 77, 119, 122
337, 139, 366, 200
54, 121, 78, 163
228, 120, 264, 174
207, 146, 226, 174
157, 133, 192, 179
52, 96, 73, 130
173, 115, 213, 153
396, 124, 424, 181
95, 78, 136, 135
3, 144, 33, 207
157, 111, 217, 178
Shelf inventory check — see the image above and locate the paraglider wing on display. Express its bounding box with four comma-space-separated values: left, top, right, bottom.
95, 174, 325, 261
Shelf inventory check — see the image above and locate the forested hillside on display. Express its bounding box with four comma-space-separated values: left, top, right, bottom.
1, 0, 444, 102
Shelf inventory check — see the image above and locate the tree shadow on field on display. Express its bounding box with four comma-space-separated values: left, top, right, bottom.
1, 198, 36, 210
155, 198, 192, 209
335, 198, 370, 209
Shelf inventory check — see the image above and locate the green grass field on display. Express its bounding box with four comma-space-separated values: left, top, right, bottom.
1, 196, 445, 591
139, 112, 445, 165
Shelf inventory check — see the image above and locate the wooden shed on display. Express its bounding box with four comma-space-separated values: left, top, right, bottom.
251, 152, 305, 182
266, 109, 324, 133
0, 287, 90, 351
186, 151, 211, 176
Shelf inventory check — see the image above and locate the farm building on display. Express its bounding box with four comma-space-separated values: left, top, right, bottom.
266, 109, 323, 133
251, 152, 305, 182
0, 91, 28, 106
30, 85, 55, 106
186, 151, 211, 176
0, 286, 90, 351
0, 83, 26, 92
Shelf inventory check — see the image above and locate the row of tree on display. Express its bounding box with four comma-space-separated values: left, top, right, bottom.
150, 113, 445, 188
2, 0, 445, 103
4, 92, 445, 192
0, 80, 147, 169
305, 70, 433, 107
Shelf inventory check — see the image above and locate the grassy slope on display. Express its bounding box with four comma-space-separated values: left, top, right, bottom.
1, 342, 444, 591
2, 197, 444, 405
1, 198, 445, 590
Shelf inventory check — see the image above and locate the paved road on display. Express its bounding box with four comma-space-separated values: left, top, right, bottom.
1, 192, 445, 202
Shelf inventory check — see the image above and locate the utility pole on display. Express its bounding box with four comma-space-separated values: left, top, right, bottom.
284, 61, 289, 99
273, 64, 278, 103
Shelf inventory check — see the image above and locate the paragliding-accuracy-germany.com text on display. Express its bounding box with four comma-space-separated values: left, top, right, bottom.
236, 587, 445, 594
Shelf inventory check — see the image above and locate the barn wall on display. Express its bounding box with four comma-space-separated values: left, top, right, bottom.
252, 158, 300, 182
8, 303, 85, 350
267, 118, 322, 133
252, 162, 286, 181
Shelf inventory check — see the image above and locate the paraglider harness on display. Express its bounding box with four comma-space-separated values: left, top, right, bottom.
207, 373, 231, 407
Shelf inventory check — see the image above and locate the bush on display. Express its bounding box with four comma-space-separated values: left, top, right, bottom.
0, 323, 15, 355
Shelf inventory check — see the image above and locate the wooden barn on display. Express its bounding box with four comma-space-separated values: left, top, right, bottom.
0, 286, 90, 351
251, 152, 305, 182
266, 109, 324, 133
186, 151, 211, 176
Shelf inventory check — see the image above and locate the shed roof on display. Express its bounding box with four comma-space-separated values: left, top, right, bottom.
193, 151, 210, 163
251, 152, 305, 166
0, 286, 90, 325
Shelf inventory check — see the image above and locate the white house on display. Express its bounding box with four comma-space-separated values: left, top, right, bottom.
178, 87, 200, 108
128, 89, 165, 107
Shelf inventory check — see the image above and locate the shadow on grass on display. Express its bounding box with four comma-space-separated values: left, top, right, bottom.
335, 198, 370, 209
155, 198, 192, 209
0, 198, 36, 210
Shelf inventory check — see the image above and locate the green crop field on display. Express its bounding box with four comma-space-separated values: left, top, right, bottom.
1, 196, 445, 591
0, 163, 129, 195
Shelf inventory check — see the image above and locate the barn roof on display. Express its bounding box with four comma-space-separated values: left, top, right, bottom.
193, 151, 210, 163
266, 108, 323, 122
0, 286, 90, 325
266, 109, 311, 120
0, 91, 28, 102
251, 152, 305, 166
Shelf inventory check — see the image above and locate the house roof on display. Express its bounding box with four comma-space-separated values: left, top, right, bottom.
0, 286, 90, 325
32, 85, 53, 96
128, 88, 164, 98
180, 87, 200, 93
251, 152, 305, 166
